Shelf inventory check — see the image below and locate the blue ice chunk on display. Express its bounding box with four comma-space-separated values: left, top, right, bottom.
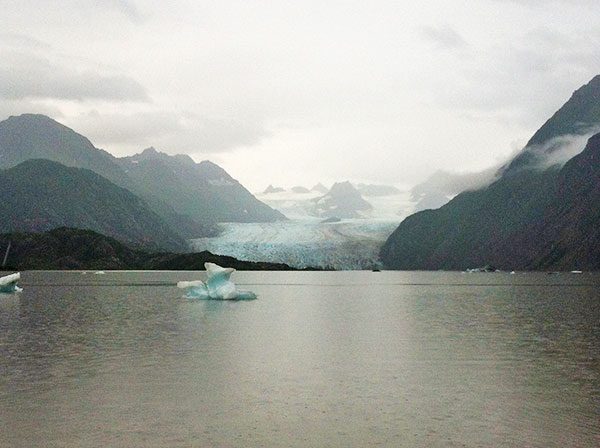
0, 272, 22, 293
177, 263, 257, 300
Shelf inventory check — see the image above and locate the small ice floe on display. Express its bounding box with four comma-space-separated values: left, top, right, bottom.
0, 272, 22, 293
466, 264, 497, 273
177, 262, 257, 300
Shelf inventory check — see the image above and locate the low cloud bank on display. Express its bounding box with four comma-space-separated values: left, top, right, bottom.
410, 130, 596, 212
523, 130, 599, 170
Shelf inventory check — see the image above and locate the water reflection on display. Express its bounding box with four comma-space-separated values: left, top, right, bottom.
0, 271, 598, 447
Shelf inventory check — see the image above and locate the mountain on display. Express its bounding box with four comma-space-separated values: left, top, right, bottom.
119, 147, 286, 223
0, 114, 283, 235
0, 114, 213, 238
263, 184, 285, 194
0, 227, 303, 270
311, 183, 329, 194
314, 181, 372, 219
0, 114, 129, 186
381, 76, 600, 270
382, 133, 600, 270
291, 186, 310, 194
0, 159, 186, 251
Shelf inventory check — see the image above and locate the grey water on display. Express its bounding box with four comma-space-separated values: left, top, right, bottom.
1, 271, 599, 448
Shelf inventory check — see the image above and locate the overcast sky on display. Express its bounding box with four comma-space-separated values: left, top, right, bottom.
1, 0, 599, 191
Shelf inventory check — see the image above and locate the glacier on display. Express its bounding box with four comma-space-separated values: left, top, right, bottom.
190, 218, 401, 270
189, 188, 414, 270
177, 262, 257, 300
0, 272, 22, 293
190, 189, 415, 270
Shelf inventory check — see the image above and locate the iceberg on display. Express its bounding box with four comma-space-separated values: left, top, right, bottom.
0, 272, 22, 293
177, 262, 257, 300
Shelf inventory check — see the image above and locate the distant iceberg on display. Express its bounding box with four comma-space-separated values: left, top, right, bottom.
177, 262, 257, 300
465, 264, 498, 273
0, 272, 22, 293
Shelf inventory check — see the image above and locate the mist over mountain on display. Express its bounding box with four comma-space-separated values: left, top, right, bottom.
291, 186, 311, 194
311, 183, 329, 194
0, 160, 186, 251
410, 166, 501, 212
409, 132, 595, 214
381, 75, 600, 271
257, 180, 408, 221
356, 183, 401, 197
263, 185, 285, 194
505, 75, 600, 174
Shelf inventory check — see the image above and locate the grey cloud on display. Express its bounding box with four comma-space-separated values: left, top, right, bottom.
67, 110, 269, 155
67, 111, 180, 145
2, 0, 598, 190
0, 51, 149, 102
183, 116, 269, 153
0, 32, 50, 50
421, 25, 467, 50
495, 0, 599, 5
432, 27, 600, 128
104, 0, 143, 22
0, 99, 64, 122
0, 0, 144, 23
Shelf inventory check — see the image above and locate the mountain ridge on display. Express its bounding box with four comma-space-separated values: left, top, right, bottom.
0, 159, 187, 251
0, 114, 285, 237
119, 146, 286, 223
381, 75, 600, 271
314, 181, 372, 219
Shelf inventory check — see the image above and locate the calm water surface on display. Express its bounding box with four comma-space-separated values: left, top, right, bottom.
1, 271, 599, 447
